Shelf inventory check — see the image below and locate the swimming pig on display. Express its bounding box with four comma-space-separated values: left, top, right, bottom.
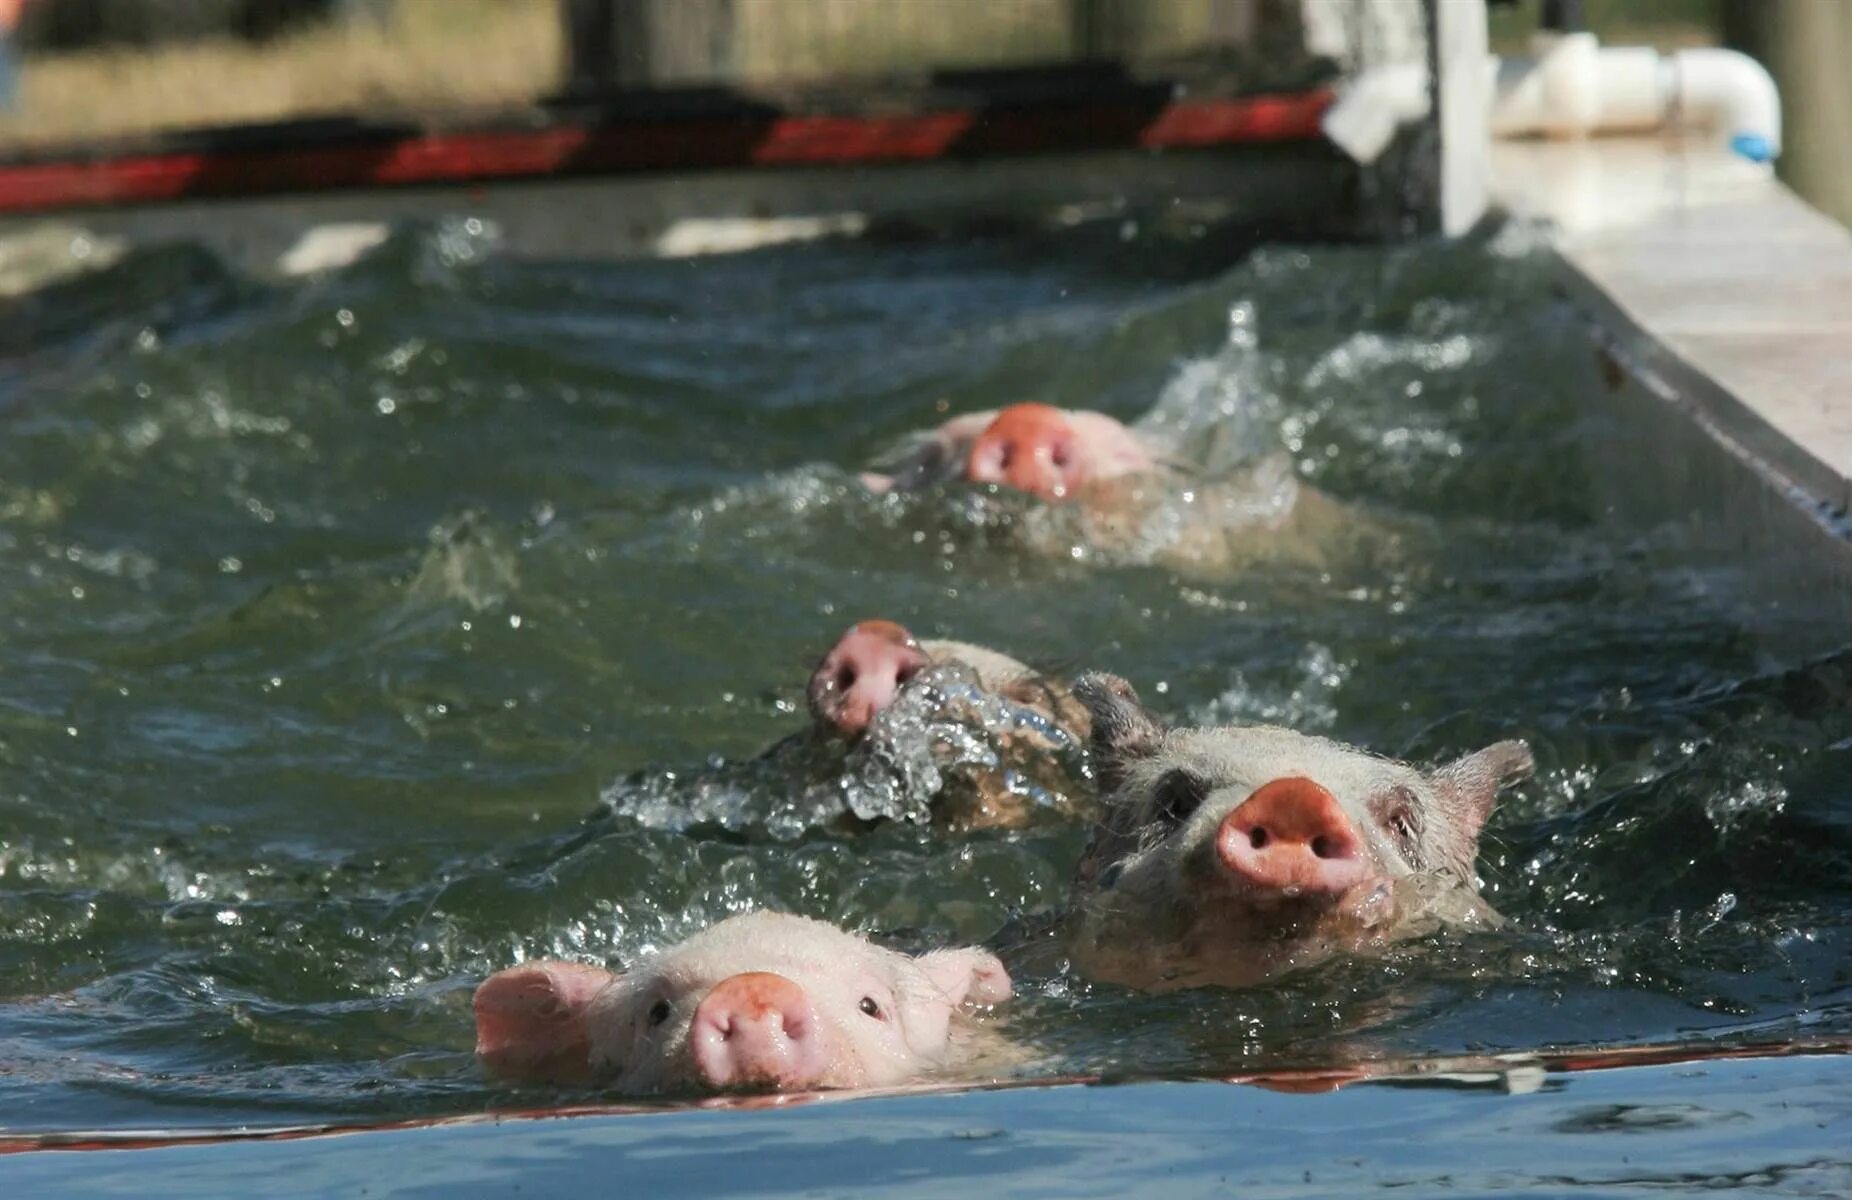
804, 619, 1089, 829
860, 403, 1384, 577
860, 403, 1155, 503
807, 618, 1085, 743
474, 911, 1011, 1093
1064, 673, 1531, 991
593, 621, 1088, 835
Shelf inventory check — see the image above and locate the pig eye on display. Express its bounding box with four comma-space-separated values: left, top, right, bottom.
1377, 788, 1422, 852
647, 999, 672, 1027
859, 996, 884, 1020
1152, 771, 1205, 827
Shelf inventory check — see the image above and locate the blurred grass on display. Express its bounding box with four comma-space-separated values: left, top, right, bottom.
0, 0, 1725, 153
730, 0, 1069, 82
726, 0, 1243, 81
0, 0, 563, 150
1489, 0, 1719, 52
0, 0, 1235, 150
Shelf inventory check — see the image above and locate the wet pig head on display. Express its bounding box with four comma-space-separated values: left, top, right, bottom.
474, 911, 1010, 1093
862, 403, 1155, 502
803, 618, 1092, 828
1064, 674, 1532, 991
806, 618, 1085, 743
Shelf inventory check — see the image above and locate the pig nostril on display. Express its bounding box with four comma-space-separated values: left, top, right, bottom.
834, 665, 856, 692
1249, 827, 1269, 850
895, 662, 919, 686
1310, 836, 1331, 859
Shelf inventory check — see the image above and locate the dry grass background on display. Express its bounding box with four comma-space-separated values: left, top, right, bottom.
0, 0, 1251, 152
0, 0, 564, 150
0, 0, 1103, 151
725, 0, 1232, 82
0, 0, 1720, 153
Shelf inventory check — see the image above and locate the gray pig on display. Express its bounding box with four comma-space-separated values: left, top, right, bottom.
1065, 673, 1532, 991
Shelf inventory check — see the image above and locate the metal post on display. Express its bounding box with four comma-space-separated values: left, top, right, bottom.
1538, 0, 1585, 33
1430, 0, 1491, 236
560, 0, 619, 95
1068, 0, 1136, 61
559, 0, 736, 94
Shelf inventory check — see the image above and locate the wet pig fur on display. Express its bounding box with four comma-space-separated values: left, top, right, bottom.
861, 403, 1398, 579
1064, 673, 1533, 991
801, 618, 1090, 829
474, 911, 1011, 1094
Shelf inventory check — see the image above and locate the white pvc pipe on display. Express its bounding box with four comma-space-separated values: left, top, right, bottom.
1672, 47, 1782, 162
1320, 33, 1782, 168
1488, 33, 1781, 162
1321, 60, 1429, 166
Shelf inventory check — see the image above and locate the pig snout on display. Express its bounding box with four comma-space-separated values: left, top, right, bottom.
1216, 777, 1368, 897
689, 972, 832, 1090
964, 403, 1081, 502
810, 620, 929, 737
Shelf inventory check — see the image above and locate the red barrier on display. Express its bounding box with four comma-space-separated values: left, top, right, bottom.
0, 90, 1333, 214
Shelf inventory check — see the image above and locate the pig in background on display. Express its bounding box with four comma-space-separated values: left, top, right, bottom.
1063, 673, 1531, 991
859, 401, 1406, 580
803, 618, 1090, 829
473, 911, 1012, 1094
593, 620, 1091, 837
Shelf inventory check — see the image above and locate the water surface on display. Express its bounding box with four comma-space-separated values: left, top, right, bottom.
6, 1053, 1849, 1199
1, 215, 1848, 1134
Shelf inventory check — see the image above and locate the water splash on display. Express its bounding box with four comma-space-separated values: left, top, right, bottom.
0, 217, 1847, 1127
598, 662, 1089, 836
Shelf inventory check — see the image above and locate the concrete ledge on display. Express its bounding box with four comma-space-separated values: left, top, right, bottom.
1494, 140, 1852, 525
1492, 138, 1852, 643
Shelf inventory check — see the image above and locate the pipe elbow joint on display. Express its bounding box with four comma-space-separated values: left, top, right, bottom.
1671, 48, 1782, 162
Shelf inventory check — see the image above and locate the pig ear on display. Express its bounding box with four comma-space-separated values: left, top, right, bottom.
473, 960, 615, 1082
1432, 739, 1534, 835
1074, 672, 1163, 790
915, 947, 1012, 1008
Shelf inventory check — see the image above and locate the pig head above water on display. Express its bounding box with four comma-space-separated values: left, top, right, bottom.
803, 618, 1090, 829
805, 619, 1080, 741
474, 911, 1011, 1094
859, 403, 1401, 579
860, 403, 1155, 503
1064, 673, 1532, 992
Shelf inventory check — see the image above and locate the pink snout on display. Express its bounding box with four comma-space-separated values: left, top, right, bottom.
1216, 777, 1368, 897
810, 620, 929, 737
690, 972, 831, 1090
964, 403, 1081, 502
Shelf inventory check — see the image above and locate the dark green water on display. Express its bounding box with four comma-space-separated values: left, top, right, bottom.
1, 216, 1848, 1138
